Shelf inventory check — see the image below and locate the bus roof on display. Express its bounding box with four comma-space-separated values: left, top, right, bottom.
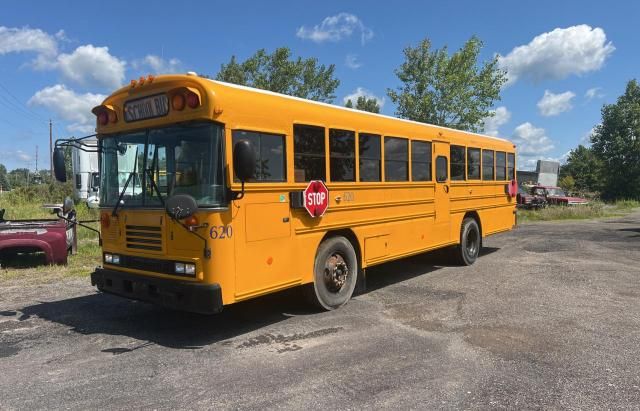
207, 78, 512, 144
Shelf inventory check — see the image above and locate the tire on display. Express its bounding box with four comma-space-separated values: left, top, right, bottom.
306, 236, 358, 310
453, 217, 481, 266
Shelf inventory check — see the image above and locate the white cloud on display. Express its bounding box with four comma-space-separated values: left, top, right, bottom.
28, 84, 106, 133
498, 25, 615, 85
15, 150, 33, 162
510, 122, 555, 169
584, 87, 604, 101
0, 26, 59, 68
580, 125, 598, 145
132, 54, 182, 74
537, 90, 575, 116
345, 54, 361, 69
483, 106, 511, 136
56, 45, 126, 89
343, 87, 384, 109
297, 13, 373, 45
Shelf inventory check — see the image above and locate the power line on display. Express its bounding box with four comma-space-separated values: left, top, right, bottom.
0, 81, 47, 122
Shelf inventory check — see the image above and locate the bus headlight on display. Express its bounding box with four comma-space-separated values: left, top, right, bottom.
104, 253, 120, 264
175, 262, 195, 275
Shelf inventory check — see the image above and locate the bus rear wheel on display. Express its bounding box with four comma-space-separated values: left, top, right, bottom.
307, 236, 358, 310
453, 217, 481, 266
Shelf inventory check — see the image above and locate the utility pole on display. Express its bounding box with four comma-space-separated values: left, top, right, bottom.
49, 119, 53, 178
35, 145, 38, 173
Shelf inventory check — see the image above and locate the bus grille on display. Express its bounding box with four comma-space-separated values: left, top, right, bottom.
125, 225, 162, 252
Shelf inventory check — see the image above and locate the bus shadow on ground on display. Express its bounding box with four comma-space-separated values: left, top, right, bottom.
363, 246, 500, 293
17, 247, 500, 350
18, 287, 311, 350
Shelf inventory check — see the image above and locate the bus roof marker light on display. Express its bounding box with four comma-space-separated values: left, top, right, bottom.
147, 74, 154, 83
108, 111, 118, 123
98, 111, 109, 126
172, 94, 185, 111
139, 76, 146, 86
130, 80, 137, 88
186, 91, 200, 109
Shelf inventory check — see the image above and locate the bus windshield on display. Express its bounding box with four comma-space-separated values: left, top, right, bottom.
100, 121, 225, 208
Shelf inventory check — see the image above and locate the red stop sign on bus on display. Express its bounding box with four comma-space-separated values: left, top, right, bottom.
303, 180, 329, 217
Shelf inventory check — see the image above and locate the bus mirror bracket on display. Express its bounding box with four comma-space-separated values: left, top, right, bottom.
52, 134, 100, 183
230, 140, 256, 200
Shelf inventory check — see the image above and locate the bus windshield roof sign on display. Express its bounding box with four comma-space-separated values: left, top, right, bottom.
124, 94, 169, 122
303, 180, 329, 218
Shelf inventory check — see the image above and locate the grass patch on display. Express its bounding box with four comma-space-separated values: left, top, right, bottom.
518, 200, 640, 223
0, 186, 101, 283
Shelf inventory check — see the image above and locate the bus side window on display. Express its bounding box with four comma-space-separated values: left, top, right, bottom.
329, 129, 355, 182
359, 133, 381, 182
232, 130, 286, 182
507, 153, 515, 180
294, 124, 325, 182
411, 140, 432, 181
496, 151, 507, 180
436, 156, 448, 182
467, 148, 481, 180
450, 145, 466, 180
482, 149, 495, 180
384, 136, 408, 181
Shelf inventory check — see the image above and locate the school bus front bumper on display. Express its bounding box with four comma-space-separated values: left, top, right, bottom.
91, 267, 223, 314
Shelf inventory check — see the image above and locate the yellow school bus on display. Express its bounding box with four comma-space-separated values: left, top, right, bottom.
55, 73, 517, 313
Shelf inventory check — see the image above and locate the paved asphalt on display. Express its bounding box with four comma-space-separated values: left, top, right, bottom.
1, 212, 640, 410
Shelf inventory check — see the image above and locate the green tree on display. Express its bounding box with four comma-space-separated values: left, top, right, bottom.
558, 175, 575, 194
0, 164, 11, 191
216, 47, 340, 103
560, 145, 604, 194
387, 36, 506, 132
345, 96, 380, 113
591, 79, 640, 199
8, 168, 30, 188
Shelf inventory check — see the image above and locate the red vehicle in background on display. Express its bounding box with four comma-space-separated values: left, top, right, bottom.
0, 201, 77, 266
517, 185, 547, 209
531, 185, 589, 206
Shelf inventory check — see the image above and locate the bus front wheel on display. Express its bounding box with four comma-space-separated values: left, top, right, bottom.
453, 217, 481, 266
307, 236, 358, 310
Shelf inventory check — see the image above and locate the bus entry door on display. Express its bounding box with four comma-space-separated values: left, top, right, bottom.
432, 140, 451, 245
234, 197, 295, 299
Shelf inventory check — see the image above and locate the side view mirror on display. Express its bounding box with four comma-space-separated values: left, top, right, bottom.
53, 147, 67, 182
165, 194, 198, 220
233, 140, 256, 183
63, 197, 74, 214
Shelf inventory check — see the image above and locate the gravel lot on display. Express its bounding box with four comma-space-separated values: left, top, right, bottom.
1, 212, 640, 410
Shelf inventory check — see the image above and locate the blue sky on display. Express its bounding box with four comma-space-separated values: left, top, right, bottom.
1, 0, 638, 171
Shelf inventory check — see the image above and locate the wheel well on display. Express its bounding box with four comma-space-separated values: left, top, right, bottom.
463, 211, 482, 237
320, 229, 362, 270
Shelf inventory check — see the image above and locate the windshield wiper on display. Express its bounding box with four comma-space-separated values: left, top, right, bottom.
112, 172, 135, 217
144, 168, 165, 208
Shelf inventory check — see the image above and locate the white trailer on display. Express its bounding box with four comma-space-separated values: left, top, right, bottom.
71, 137, 99, 208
